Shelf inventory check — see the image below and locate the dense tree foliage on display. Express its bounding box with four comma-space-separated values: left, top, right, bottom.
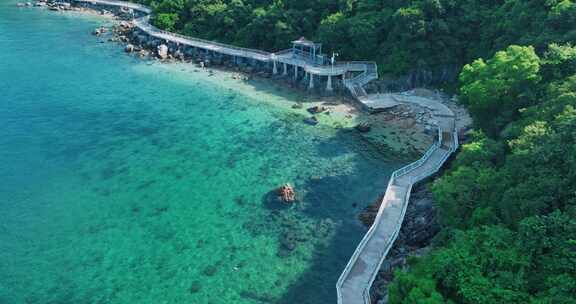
389, 44, 576, 303
459, 46, 541, 134
135, 0, 576, 75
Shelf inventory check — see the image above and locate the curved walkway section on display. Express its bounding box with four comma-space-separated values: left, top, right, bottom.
336, 98, 459, 304
72, 0, 150, 14
71, 0, 376, 87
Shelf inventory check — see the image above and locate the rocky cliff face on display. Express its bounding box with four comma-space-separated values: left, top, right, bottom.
366, 65, 461, 93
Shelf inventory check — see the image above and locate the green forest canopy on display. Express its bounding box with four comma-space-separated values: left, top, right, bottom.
137, 0, 576, 75
134, 1, 576, 303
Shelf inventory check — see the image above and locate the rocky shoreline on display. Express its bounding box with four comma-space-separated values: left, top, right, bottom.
24, 0, 457, 159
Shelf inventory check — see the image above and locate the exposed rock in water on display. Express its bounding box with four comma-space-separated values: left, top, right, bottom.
157, 44, 168, 59
358, 194, 384, 227
355, 122, 372, 133
307, 105, 326, 114
119, 21, 132, 30
138, 49, 149, 58
277, 184, 296, 203
303, 116, 318, 126
92, 27, 107, 36
174, 49, 185, 61
124, 44, 134, 53
291, 103, 304, 109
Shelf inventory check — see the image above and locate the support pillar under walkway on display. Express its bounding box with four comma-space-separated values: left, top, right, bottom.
294, 65, 298, 81
309, 73, 314, 89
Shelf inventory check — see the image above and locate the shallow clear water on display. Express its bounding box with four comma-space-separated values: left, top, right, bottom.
0, 3, 400, 303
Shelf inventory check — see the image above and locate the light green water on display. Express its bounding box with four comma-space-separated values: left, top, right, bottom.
0, 3, 400, 303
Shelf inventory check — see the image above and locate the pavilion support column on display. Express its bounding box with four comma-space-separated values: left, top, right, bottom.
283, 63, 287, 76
273, 60, 277, 75
309, 73, 314, 89
326, 75, 333, 91
294, 65, 298, 81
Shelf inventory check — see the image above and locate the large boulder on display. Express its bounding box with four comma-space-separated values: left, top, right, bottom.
355, 122, 372, 133
125, 44, 134, 53
138, 49, 150, 58
303, 116, 319, 126
307, 105, 326, 114
174, 50, 185, 61
157, 44, 168, 59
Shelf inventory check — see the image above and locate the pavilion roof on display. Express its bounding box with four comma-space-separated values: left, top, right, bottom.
292, 37, 321, 48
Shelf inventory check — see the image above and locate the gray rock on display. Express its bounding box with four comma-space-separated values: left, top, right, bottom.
138, 49, 149, 58
125, 44, 134, 53
157, 44, 168, 59
303, 116, 318, 126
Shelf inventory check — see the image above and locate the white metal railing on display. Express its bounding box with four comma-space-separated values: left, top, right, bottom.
134, 17, 272, 59
68, 0, 381, 85
71, 0, 151, 13
361, 181, 414, 303
393, 128, 441, 179
134, 15, 379, 79
336, 125, 443, 302
337, 124, 458, 304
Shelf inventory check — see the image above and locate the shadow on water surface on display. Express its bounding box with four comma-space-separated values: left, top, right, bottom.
249, 127, 395, 304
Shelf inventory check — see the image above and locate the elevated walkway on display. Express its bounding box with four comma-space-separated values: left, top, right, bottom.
71, 0, 377, 91
336, 98, 458, 304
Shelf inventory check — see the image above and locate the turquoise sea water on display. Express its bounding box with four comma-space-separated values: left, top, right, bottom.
0, 3, 400, 303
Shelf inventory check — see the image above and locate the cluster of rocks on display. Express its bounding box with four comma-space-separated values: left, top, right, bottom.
92, 26, 107, 36
303, 116, 319, 126
231, 73, 250, 81
376, 104, 437, 134
34, 0, 285, 86
277, 215, 334, 258
307, 105, 327, 114
124, 26, 278, 77
358, 186, 440, 302
19, 0, 74, 11
355, 122, 371, 133
243, 190, 335, 258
